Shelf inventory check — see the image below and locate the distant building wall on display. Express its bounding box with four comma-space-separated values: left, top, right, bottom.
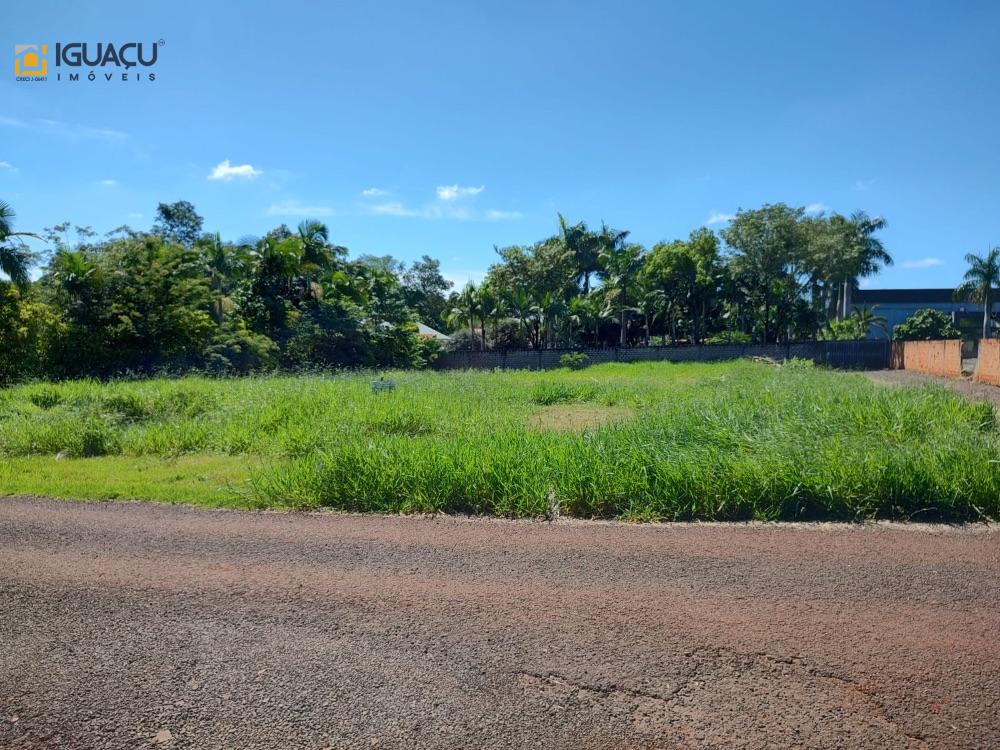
854, 288, 999, 340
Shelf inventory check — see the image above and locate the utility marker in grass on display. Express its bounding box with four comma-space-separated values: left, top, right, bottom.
371, 376, 396, 393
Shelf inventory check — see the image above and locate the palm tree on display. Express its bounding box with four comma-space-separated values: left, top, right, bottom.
840, 212, 891, 319
474, 283, 497, 350
538, 290, 567, 348
507, 288, 535, 347
49, 248, 99, 315
850, 305, 888, 339
598, 225, 641, 346
558, 214, 600, 293
296, 220, 333, 302
956, 247, 1000, 340
0, 200, 40, 289
448, 283, 482, 349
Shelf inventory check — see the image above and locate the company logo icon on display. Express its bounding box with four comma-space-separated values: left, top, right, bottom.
14, 44, 47, 78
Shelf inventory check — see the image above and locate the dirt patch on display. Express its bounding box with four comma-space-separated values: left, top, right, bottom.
525, 404, 634, 432
865, 369, 1000, 408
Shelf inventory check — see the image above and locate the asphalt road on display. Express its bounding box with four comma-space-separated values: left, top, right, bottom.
1, 497, 997, 749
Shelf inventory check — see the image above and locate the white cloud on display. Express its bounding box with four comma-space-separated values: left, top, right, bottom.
901, 257, 944, 269
361, 187, 388, 197
805, 203, 829, 215
367, 201, 421, 217
436, 184, 484, 201
706, 212, 734, 225
485, 209, 522, 221
854, 178, 875, 191
0, 161, 17, 173
127, 212, 143, 220
99, 179, 117, 186
265, 200, 334, 217
0, 115, 126, 141
208, 160, 262, 181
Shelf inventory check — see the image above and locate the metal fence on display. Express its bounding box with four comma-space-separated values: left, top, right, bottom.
434, 340, 893, 371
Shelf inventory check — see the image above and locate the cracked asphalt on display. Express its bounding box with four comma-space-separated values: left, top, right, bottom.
1, 497, 998, 749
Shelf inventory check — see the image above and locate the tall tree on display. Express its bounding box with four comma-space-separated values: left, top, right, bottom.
402, 255, 453, 328
153, 200, 204, 247
840, 212, 891, 319
721, 204, 806, 343
956, 247, 1000, 339
557, 214, 600, 294
598, 226, 643, 347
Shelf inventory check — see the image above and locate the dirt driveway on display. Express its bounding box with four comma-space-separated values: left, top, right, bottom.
865, 368, 1000, 406
1, 497, 997, 749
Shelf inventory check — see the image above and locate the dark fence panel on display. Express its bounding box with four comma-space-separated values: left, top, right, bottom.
433, 341, 892, 371
817, 340, 892, 370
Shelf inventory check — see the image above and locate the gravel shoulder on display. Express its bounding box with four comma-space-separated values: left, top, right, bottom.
865, 368, 1000, 406
1, 497, 998, 749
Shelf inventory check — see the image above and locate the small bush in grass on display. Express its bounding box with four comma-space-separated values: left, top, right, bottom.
559, 352, 590, 370
783, 357, 815, 370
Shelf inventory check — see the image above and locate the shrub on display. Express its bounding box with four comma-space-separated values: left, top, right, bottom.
819, 318, 864, 341
202, 322, 280, 373
893, 309, 961, 341
559, 352, 589, 370
783, 357, 815, 370
445, 328, 479, 352
414, 336, 442, 368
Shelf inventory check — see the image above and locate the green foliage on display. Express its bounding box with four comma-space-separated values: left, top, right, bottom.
0, 284, 60, 384
559, 352, 589, 370
706, 330, 752, 345
820, 305, 888, 340
820, 317, 865, 341
0, 197, 897, 381
414, 335, 443, 368
153, 200, 204, 246
893, 309, 961, 341
201, 322, 279, 373
955, 247, 1000, 339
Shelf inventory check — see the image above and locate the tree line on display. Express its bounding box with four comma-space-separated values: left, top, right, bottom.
20, 195, 995, 383
452, 205, 892, 350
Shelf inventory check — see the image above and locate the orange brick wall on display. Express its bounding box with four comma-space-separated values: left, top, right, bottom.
974, 339, 1000, 385
901, 340, 963, 378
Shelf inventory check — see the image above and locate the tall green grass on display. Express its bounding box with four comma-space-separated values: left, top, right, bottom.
1, 361, 997, 520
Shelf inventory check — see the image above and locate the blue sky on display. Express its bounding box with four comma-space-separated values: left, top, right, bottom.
3, 0, 999, 289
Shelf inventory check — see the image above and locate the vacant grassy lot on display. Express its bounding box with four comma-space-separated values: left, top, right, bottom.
1, 361, 997, 520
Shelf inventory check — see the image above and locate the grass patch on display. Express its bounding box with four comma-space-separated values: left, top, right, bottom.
0, 455, 255, 507
0, 361, 997, 521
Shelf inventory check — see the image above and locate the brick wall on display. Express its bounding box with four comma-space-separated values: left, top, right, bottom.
973, 339, 1000, 385
900, 340, 963, 378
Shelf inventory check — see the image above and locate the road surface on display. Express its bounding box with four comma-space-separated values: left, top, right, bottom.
1, 497, 997, 749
